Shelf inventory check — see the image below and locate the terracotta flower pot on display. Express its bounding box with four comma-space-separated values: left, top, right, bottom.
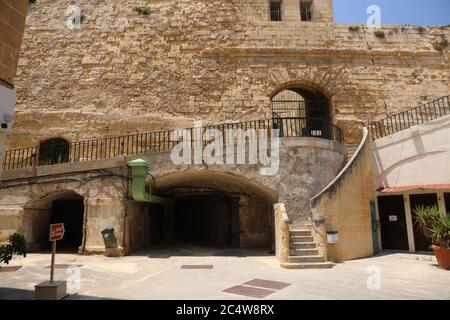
432, 245, 450, 270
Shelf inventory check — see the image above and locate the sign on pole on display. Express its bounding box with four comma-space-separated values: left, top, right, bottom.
49, 223, 65, 283
49, 223, 65, 241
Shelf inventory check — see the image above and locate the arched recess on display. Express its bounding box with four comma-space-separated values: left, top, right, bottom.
270, 83, 331, 122
39, 138, 70, 166
126, 170, 278, 253
23, 190, 85, 252
270, 82, 335, 140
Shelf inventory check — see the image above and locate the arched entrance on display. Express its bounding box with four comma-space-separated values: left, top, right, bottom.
173, 189, 240, 246
271, 85, 331, 121
271, 84, 333, 140
24, 190, 85, 252
126, 171, 278, 253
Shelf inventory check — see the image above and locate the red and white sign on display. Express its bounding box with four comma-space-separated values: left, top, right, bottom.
49, 223, 65, 241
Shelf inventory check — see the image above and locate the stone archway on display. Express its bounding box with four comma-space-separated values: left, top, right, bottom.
23, 190, 85, 252
270, 82, 332, 122
126, 169, 279, 253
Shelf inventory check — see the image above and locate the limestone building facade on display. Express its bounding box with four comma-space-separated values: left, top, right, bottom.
0, 0, 449, 268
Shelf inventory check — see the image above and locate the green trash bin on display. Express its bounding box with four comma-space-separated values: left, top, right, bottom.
101, 228, 118, 248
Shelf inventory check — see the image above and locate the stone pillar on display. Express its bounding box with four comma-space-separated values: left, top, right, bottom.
274, 203, 290, 263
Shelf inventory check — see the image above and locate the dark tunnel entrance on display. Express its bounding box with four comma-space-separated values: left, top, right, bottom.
174, 194, 240, 247
50, 197, 84, 251
126, 172, 278, 254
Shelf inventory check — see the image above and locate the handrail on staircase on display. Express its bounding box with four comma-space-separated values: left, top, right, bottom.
370, 95, 450, 140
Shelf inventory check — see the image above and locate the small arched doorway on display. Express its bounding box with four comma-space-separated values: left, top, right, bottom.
39, 138, 70, 166
25, 191, 85, 252
271, 85, 330, 121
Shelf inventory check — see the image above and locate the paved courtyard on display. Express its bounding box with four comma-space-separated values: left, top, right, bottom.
1, 246, 449, 300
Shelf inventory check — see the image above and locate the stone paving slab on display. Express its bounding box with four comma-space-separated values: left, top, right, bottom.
0, 248, 449, 300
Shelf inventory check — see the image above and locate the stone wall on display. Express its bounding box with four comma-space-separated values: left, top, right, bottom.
0, 136, 345, 250
239, 194, 273, 248
0, 0, 28, 86
0, 160, 128, 253
147, 136, 346, 227
7, 0, 449, 149
311, 128, 375, 262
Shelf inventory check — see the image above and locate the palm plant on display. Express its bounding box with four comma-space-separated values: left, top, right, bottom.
413, 205, 450, 248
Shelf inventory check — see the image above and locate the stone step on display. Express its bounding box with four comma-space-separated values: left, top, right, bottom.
280, 262, 333, 269
290, 242, 317, 249
346, 144, 359, 161
289, 236, 314, 242
288, 255, 325, 263
289, 230, 311, 237
290, 248, 319, 256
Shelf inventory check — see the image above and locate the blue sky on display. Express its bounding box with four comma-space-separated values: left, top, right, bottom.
333, 0, 450, 26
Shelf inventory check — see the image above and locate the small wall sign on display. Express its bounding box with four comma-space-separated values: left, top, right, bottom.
389, 215, 398, 222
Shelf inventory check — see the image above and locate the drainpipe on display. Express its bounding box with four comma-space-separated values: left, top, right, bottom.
127, 158, 165, 204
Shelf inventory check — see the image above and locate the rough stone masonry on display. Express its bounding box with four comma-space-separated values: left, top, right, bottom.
8, 0, 450, 147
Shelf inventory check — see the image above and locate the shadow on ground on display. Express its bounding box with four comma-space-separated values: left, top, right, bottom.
130, 244, 275, 259
0, 287, 116, 300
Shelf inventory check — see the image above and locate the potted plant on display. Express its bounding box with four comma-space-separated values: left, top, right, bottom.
413, 205, 450, 270
0, 233, 27, 271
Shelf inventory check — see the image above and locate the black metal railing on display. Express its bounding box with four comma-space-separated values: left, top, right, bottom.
271, 100, 330, 121
370, 95, 450, 139
2, 117, 344, 171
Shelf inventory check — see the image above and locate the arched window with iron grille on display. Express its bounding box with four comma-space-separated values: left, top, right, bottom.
39, 138, 70, 166
271, 86, 332, 139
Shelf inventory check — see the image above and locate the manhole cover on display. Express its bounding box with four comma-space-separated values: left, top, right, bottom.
44, 264, 82, 269
181, 265, 213, 269
0, 266, 22, 272
243, 279, 291, 290
222, 285, 275, 298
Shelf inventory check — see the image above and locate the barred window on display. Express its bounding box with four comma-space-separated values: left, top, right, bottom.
300, 1, 314, 21
269, 0, 282, 21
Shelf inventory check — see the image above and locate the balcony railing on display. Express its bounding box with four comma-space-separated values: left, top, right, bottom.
370, 95, 450, 139
2, 117, 344, 171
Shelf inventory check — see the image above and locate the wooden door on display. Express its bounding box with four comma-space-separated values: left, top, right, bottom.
377, 195, 409, 250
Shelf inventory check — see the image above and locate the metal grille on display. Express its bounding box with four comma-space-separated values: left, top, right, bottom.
39, 138, 70, 166
181, 265, 213, 269
271, 100, 329, 120
45, 264, 83, 269
300, 1, 314, 21
269, 0, 282, 21
223, 285, 275, 298
243, 279, 291, 290
0, 266, 22, 272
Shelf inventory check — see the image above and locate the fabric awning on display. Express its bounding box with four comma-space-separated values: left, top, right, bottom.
377, 184, 450, 193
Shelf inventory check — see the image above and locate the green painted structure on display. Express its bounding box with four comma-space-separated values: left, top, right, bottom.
128, 158, 165, 204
